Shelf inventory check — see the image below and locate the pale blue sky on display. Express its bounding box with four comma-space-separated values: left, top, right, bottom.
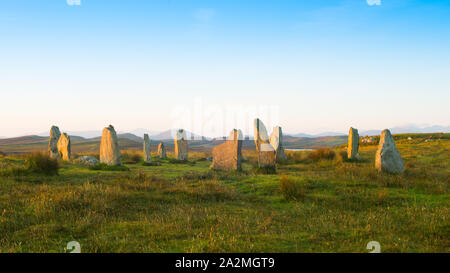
1, 0, 449, 137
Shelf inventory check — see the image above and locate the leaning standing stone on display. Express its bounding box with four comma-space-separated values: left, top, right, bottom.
175, 129, 188, 160
157, 142, 167, 159
347, 127, 360, 160
143, 134, 151, 163
375, 129, 404, 174
100, 125, 122, 166
48, 126, 61, 159
270, 126, 287, 161
57, 133, 71, 161
211, 129, 243, 171
254, 118, 276, 168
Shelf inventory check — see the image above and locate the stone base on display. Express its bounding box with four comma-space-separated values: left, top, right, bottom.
258, 150, 276, 168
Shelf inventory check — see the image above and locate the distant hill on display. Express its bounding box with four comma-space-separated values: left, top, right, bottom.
360, 125, 450, 136
289, 132, 346, 138
151, 129, 207, 140
0, 133, 347, 154
290, 125, 450, 137
0, 135, 47, 145
37, 130, 102, 138
117, 133, 143, 142
126, 128, 160, 137
284, 135, 347, 149
1, 130, 447, 154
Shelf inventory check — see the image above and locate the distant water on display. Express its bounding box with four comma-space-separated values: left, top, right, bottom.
285, 148, 314, 151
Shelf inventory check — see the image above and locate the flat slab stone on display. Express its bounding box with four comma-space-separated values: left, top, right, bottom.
254, 119, 276, 168
211, 129, 243, 171
270, 126, 287, 161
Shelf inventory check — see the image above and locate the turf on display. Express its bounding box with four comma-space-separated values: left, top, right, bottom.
0, 136, 448, 253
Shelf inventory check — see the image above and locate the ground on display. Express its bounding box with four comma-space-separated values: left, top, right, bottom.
0, 136, 448, 253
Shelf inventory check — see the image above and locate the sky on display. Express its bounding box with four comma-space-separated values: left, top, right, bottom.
0, 0, 449, 137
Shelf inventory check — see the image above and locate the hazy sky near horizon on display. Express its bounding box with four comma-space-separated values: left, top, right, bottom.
1, 0, 449, 137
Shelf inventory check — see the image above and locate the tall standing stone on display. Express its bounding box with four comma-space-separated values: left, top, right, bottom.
375, 129, 404, 174
347, 127, 360, 160
143, 134, 151, 163
48, 126, 61, 159
175, 129, 188, 160
157, 142, 167, 159
270, 126, 287, 161
100, 125, 122, 166
254, 119, 276, 168
57, 133, 71, 161
211, 129, 243, 171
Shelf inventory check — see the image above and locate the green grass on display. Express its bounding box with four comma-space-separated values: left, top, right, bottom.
0, 138, 448, 253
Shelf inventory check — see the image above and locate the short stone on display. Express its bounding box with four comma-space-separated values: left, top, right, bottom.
375, 129, 404, 174
210, 129, 243, 171
157, 142, 167, 159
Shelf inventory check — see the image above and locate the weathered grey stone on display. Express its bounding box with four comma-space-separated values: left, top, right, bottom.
57, 133, 71, 161
100, 125, 122, 166
253, 119, 276, 168
175, 129, 188, 160
143, 134, 151, 163
48, 126, 61, 159
211, 129, 243, 171
347, 127, 360, 160
254, 118, 271, 152
75, 155, 99, 166
375, 129, 404, 174
270, 126, 287, 161
157, 142, 167, 159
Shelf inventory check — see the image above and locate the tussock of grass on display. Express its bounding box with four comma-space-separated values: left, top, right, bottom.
253, 166, 277, 175
308, 148, 336, 161
25, 152, 59, 176
140, 161, 162, 167
280, 174, 306, 201
167, 158, 196, 165
89, 163, 129, 172
122, 151, 143, 164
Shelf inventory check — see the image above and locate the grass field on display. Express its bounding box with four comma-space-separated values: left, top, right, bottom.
0, 135, 448, 253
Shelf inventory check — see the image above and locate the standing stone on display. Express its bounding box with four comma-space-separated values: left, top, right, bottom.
347, 127, 360, 160
211, 129, 243, 171
48, 126, 61, 159
143, 134, 151, 163
375, 129, 404, 174
100, 125, 122, 166
157, 142, 167, 159
270, 126, 287, 161
254, 119, 276, 168
174, 129, 188, 160
57, 133, 71, 161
